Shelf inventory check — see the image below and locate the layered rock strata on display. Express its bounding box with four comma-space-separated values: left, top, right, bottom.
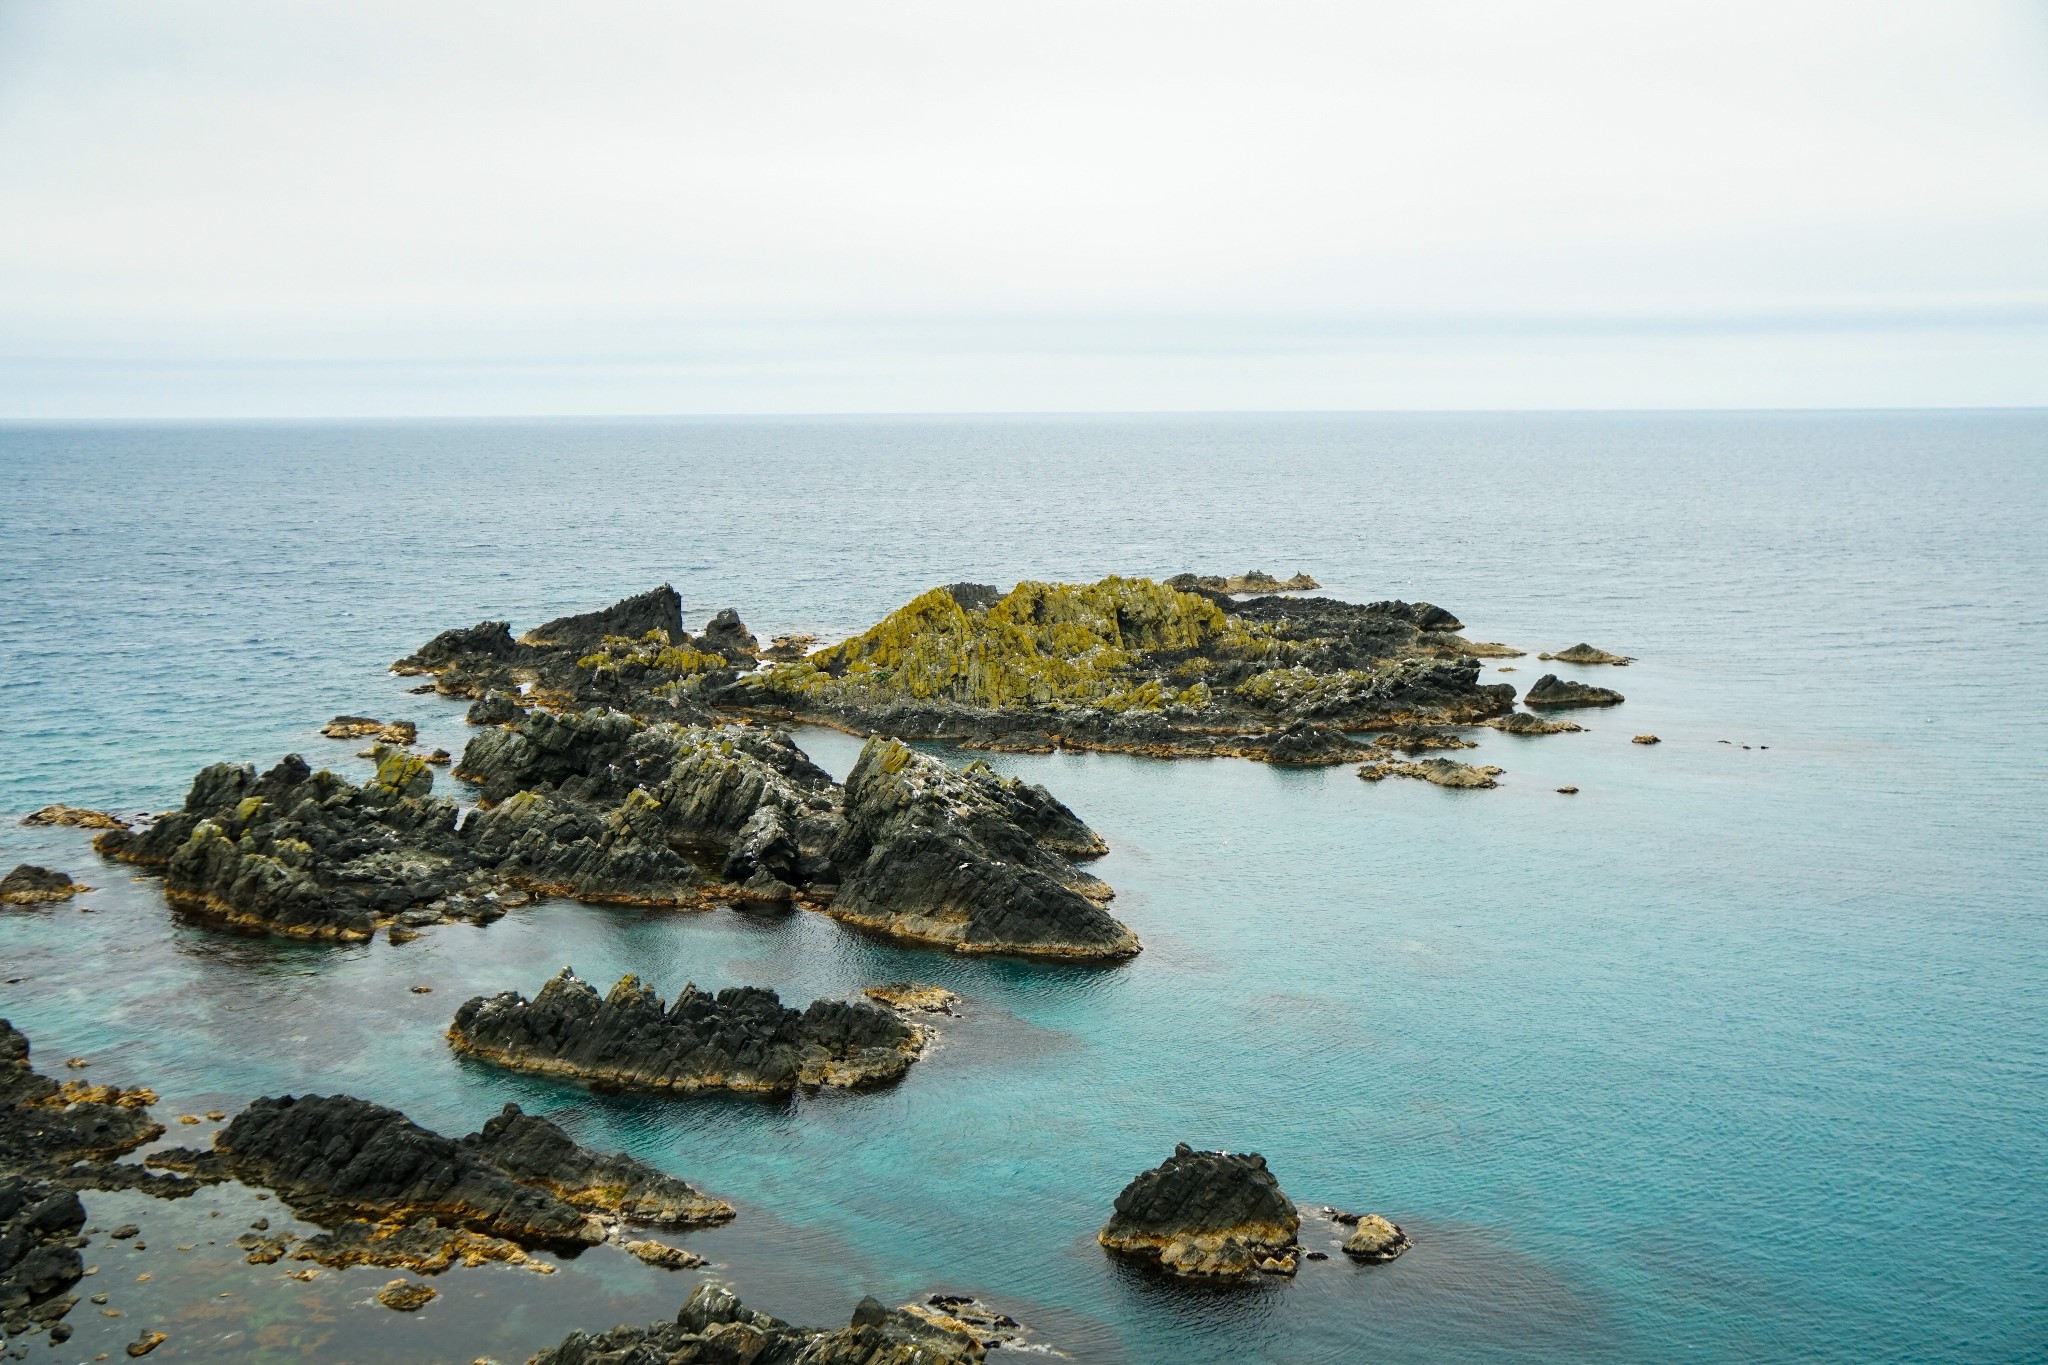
532, 1281, 1008, 1365
1099, 1144, 1302, 1279
449, 969, 926, 1095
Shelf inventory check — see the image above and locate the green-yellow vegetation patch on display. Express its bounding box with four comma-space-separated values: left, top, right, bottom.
578, 630, 728, 682
750, 576, 1234, 710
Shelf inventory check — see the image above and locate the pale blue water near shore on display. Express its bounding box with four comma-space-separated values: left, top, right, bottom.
1, 412, 2045, 1362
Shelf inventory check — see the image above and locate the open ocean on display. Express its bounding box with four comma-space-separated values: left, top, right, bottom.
2, 411, 2044, 1363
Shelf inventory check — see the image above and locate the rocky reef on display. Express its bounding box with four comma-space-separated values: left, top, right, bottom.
21, 805, 128, 830
531, 1281, 1027, 1364
449, 969, 927, 1095
1524, 674, 1626, 708
0, 865, 87, 904
1356, 757, 1503, 789
1099, 1144, 1303, 1279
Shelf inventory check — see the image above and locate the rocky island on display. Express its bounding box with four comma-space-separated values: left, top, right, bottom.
1099, 1144, 1303, 1279
448, 969, 928, 1095
395, 578, 1572, 766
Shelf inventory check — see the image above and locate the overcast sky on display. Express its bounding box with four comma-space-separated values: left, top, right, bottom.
1, 1, 2045, 416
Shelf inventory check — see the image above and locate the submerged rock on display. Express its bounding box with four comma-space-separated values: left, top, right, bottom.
532, 1282, 1002, 1365
1165, 569, 1320, 594
1479, 711, 1584, 735
1523, 674, 1625, 709
1099, 1144, 1301, 1280
1356, 758, 1502, 789
1540, 643, 1632, 666
0, 865, 87, 904
375, 1278, 437, 1311
21, 805, 127, 830
828, 738, 1138, 959
449, 969, 926, 1095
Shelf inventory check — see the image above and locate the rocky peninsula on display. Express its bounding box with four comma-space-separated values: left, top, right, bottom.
1099, 1144, 1303, 1279
94, 703, 1135, 957
448, 969, 928, 1095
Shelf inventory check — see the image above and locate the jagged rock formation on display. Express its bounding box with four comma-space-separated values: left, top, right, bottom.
828, 738, 1137, 959
1540, 643, 1632, 666
449, 969, 926, 1094
1524, 674, 1626, 708
1099, 1144, 1302, 1279
461, 1104, 735, 1226
1, 865, 87, 904
1356, 757, 1503, 789
0, 1022, 161, 1172
91, 701, 1128, 956
213, 1094, 604, 1250
532, 1281, 1010, 1365
1166, 570, 1319, 594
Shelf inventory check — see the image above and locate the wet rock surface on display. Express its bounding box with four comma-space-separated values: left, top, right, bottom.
531, 1281, 1008, 1365
449, 969, 926, 1095
1540, 643, 1632, 666
1524, 674, 1626, 708
1099, 1144, 1302, 1280
828, 738, 1138, 959
0, 865, 87, 904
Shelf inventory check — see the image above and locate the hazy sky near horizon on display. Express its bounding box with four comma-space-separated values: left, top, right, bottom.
2, 1, 2046, 416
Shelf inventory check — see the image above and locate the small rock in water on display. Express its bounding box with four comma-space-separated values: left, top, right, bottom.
110, 1225, 139, 1240
863, 983, 960, 1014
410, 985, 433, 994
1556, 786, 1579, 795
621, 1238, 705, 1269
1632, 734, 1661, 745
376, 1279, 438, 1312
125, 1330, 167, 1357
1, 864, 89, 904
1341, 1214, 1410, 1264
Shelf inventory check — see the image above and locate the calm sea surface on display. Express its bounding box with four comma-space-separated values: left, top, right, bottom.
1, 412, 2044, 1363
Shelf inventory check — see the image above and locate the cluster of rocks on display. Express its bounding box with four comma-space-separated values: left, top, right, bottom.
1356, 757, 1504, 789
1098, 1144, 1407, 1282
448, 969, 928, 1095
532, 1281, 1016, 1365
93, 705, 1134, 957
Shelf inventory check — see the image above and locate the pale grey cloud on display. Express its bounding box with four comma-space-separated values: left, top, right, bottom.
1, 0, 2044, 414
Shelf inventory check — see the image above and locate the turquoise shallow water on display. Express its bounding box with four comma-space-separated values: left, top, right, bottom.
1, 412, 2045, 1362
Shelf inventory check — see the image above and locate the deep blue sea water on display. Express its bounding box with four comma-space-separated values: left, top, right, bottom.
1, 412, 2044, 1363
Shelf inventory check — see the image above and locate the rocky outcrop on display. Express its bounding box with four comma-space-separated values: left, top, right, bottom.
448, 969, 926, 1095
461, 1104, 733, 1226
1524, 674, 1625, 709
1166, 570, 1319, 594
1, 865, 87, 904
1356, 758, 1502, 789
214, 1094, 603, 1250
1099, 1144, 1302, 1279
532, 1282, 1005, 1365
828, 738, 1138, 959
1540, 643, 1632, 666
863, 984, 960, 1015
